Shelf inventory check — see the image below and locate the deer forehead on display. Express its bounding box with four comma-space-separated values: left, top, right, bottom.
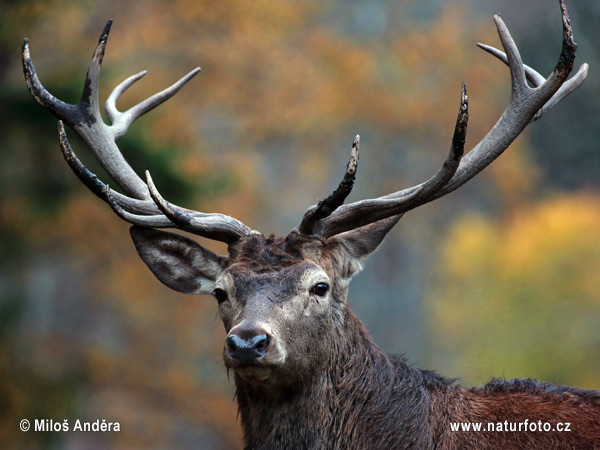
221, 262, 329, 302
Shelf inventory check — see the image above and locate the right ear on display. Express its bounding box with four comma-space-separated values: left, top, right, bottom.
129, 226, 227, 295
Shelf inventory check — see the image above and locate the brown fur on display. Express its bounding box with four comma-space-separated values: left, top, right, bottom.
434, 380, 600, 449
131, 227, 600, 449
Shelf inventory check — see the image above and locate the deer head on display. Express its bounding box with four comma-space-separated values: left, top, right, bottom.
23, 1, 587, 390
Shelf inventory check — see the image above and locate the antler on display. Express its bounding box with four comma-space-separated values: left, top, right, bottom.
297, 0, 588, 239
23, 20, 253, 245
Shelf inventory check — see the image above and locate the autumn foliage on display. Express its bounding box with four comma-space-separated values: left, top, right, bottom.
1, 0, 598, 448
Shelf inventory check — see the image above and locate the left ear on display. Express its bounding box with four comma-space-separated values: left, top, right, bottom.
326, 214, 402, 279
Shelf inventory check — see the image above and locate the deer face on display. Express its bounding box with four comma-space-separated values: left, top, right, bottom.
216, 258, 333, 385
215, 233, 337, 386
129, 219, 399, 387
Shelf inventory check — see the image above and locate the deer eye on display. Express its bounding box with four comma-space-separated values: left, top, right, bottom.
311, 282, 329, 297
212, 288, 228, 304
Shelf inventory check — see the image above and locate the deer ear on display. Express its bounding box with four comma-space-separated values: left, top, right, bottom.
129, 226, 226, 294
326, 215, 402, 279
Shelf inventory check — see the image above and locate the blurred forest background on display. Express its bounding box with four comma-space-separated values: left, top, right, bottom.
1, 0, 599, 448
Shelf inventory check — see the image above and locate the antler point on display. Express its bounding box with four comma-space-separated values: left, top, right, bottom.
22, 38, 31, 58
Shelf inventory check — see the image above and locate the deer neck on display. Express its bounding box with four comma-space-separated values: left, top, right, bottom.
235, 307, 434, 449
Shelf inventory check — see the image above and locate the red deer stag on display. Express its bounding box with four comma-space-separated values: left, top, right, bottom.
23, 1, 599, 449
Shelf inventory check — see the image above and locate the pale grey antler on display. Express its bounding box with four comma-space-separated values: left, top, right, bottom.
23, 20, 252, 245
476, 43, 588, 122
297, 0, 587, 239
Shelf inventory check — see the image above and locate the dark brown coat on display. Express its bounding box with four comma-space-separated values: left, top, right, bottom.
132, 228, 600, 450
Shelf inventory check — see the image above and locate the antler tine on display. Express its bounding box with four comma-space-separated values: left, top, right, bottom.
145, 171, 254, 244
105, 70, 148, 126
105, 185, 174, 227
25, 20, 254, 245
22, 39, 78, 121
106, 67, 201, 140
81, 19, 112, 119
492, 15, 528, 96
532, 63, 588, 121
297, 135, 360, 236
305, 0, 586, 239
382, 82, 468, 202
477, 43, 589, 121
477, 43, 546, 87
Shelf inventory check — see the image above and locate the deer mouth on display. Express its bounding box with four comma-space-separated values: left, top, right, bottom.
234, 365, 272, 382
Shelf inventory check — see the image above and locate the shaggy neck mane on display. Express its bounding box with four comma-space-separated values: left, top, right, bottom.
231, 290, 600, 450
234, 307, 437, 450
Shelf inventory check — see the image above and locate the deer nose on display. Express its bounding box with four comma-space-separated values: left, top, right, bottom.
226, 330, 271, 364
